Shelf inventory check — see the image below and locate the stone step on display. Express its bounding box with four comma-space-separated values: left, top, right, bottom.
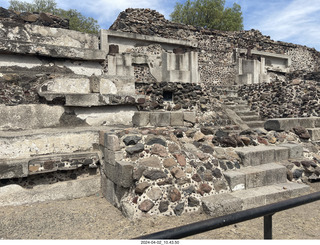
240, 115, 261, 122
237, 110, 257, 116
246, 121, 265, 128
224, 163, 287, 191
235, 144, 303, 167
202, 182, 310, 217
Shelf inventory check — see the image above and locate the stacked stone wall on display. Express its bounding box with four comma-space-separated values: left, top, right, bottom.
238, 72, 320, 118
99, 123, 320, 218
110, 8, 320, 86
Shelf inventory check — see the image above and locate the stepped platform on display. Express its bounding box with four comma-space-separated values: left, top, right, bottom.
224, 163, 287, 191
202, 143, 310, 217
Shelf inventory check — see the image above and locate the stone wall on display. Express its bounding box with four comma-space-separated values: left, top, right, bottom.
238, 72, 320, 118
99, 124, 320, 219
110, 8, 320, 87
2, 6, 320, 217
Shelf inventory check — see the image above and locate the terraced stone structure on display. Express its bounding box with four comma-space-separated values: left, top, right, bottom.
1, 7, 320, 219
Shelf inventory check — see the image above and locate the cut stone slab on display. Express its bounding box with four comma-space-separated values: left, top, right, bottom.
307, 128, 320, 141
264, 117, 320, 131
0, 176, 100, 207
132, 112, 150, 127
0, 104, 64, 131
224, 163, 287, 191
0, 159, 29, 179
202, 182, 310, 217
170, 112, 184, 126
149, 112, 171, 127
0, 128, 99, 159
183, 112, 196, 124
202, 193, 244, 217
278, 143, 303, 159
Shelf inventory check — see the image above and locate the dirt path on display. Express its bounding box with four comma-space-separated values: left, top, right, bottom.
1, 182, 320, 240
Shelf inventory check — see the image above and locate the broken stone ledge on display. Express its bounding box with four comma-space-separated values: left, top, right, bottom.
265, 118, 320, 141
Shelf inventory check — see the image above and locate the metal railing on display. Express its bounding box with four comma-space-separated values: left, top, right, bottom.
134, 191, 320, 240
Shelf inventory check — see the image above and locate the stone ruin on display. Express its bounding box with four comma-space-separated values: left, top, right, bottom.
1, 7, 320, 219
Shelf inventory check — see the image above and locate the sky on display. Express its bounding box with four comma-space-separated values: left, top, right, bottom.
0, 0, 319, 51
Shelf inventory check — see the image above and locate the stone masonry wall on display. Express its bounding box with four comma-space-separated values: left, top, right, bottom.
99, 125, 320, 219
238, 72, 320, 119
110, 8, 320, 87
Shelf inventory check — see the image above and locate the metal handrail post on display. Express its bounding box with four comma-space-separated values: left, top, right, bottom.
264, 214, 273, 239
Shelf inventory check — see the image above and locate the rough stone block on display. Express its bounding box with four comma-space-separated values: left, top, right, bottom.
101, 172, 129, 208
170, 112, 184, 126
307, 128, 320, 141
102, 148, 124, 166
223, 171, 245, 191
0, 104, 64, 131
89, 76, 100, 93
314, 118, 320, 127
224, 163, 286, 191
116, 161, 134, 188
235, 146, 275, 167
0, 159, 29, 179
264, 118, 299, 131
264, 118, 320, 131
298, 118, 316, 128
99, 132, 120, 150
150, 112, 170, 127
246, 164, 286, 188
103, 160, 134, 188
279, 144, 303, 159
132, 112, 150, 127
202, 193, 244, 217
274, 146, 290, 162
183, 111, 196, 124
65, 94, 100, 107
27, 153, 100, 175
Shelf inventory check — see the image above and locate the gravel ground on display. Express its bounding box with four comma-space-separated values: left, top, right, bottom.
1, 182, 320, 240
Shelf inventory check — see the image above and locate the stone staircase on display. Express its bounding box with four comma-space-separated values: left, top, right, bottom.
202, 144, 310, 217
217, 86, 265, 129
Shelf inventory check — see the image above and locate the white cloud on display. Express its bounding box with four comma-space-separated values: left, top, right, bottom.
244, 0, 320, 50
55, 0, 174, 29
